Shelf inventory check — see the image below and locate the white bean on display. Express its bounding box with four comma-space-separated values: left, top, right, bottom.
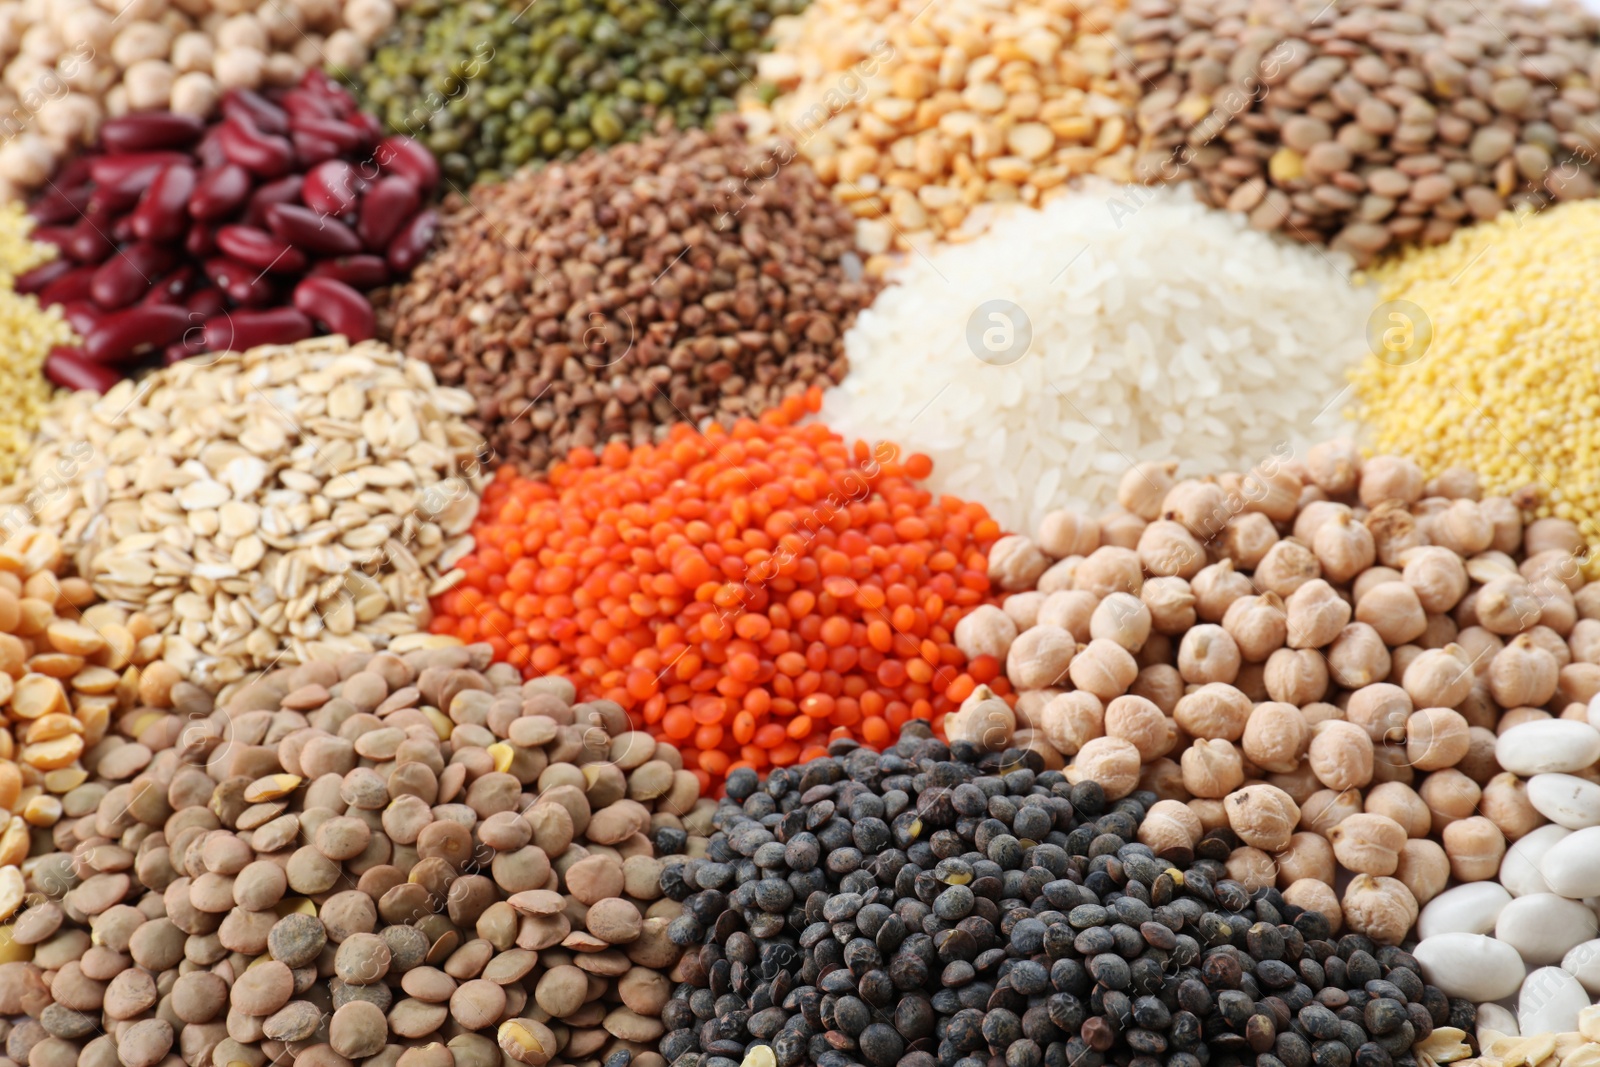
1414, 932, 1526, 1001
1418, 881, 1512, 940
1541, 826, 1600, 899
1495, 893, 1599, 965
1527, 772, 1600, 829
1562, 938, 1600, 994
1497, 719, 1600, 775
1501, 823, 1573, 897
1518, 966, 1590, 1035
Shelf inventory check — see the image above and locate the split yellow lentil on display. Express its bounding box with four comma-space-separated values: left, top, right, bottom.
0, 201, 73, 482
1350, 201, 1600, 572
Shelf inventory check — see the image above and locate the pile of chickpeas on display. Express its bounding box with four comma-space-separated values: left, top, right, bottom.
945, 441, 1596, 946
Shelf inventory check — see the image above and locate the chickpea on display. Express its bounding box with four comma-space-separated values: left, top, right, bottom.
1473, 495, 1522, 554
122, 56, 174, 108
1037, 508, 1100, 559
1476, 576, 1543, 636
1402, 645, 1475, 709
1577, 583, 1600, 622
1237, 701, 1305, 775
1191, 560, 1254, 622
1013, 729, 1065, 772
1285, 579, 1351, 650
1066, 737, 1141, 800
1224, 846, 1277, 892
1172, 682, 1251, 741
1405, 706, 1471, 771
1442, 815, 1506, 882
1136, 520, 1204, 580
1364, 781, 1430, 838
1526, 517, 1585, 557
1222, 593, 1288, 663
1345, 685, 1414, 747
1255, 539, 1322, 599
1136, 632, 1174, 669
1217, 512, 1279, 570
1005, 625, 1077, 691
989, 535, 1051, 592
1067, 639, 1137, 702
1142, 577, 1197, 635
1368, 502, 1428, 568
255, 0, 303, 44
1014, 688, 1061, 731
1313, 511, 1377, 584
169, 29, 213, 72
1180, 738, 1245, 799
1457, 726, 1501, 785
212, 45, 265, 90
1177, 624, 1241, 685
1488, 634, 1560, 708
1559, 662, 1600, 707
1536, 582, 1578, 637
1369, 741, 1415, 787
1039, 691, 1103, 757
1301, 702, 1343, 728
1074, 546, 1142, 599
1276, 831, 1335, 887
1306, 719, 1374, 792
1161, 479, 1229, 541
109, 20, 170, 65
1001, 591, 1044, 633
1098, 509, 1146, 550
1036, 556, 1080, 595
1137, 798, 1201, 857
1266, 763, 1322, 805
1387, 645, 1423, 688
1327, 812, 1407, 875
1301, 788, 1363, 835
943, 692, 1015, 753
1569, 618, 1600, 664
321, 29, 367, 73
1307, 439, 1362, 497
1429, 499, 1494, 556
1352, 565, 1403, 605
1480, 772, 1541, 843
1234, 661, 1269, 703
1129, 664, 1183, 715
1327, 623, 1392, 689
1527, 624, 1572, 668
1359, 455, 1425, 508
1188, 797, 1229, 832
1138, 758, 1186, 802
1354, 581, 1428, 646
954, 605, 1018, 661
1103, 694, 1173, 762
1393, 838, 1451, 907
1292, 499, 1348, 547
1285, 878, 1343, 933
1089, 592, 1152, 652
1264, 647, 1329, 706
1224, 783, 1300, 852
1036, 590, 1095, 643
1341, 873, 1418, 944
1113, 461, 1177, 522
1419, 612, 1458, 650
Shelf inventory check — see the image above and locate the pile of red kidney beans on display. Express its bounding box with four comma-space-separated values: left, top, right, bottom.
21, 71, 438, 391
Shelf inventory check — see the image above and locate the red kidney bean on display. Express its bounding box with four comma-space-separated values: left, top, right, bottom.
57, 156, 93, 189
45, 347, 121, 392
281, 88, 339, 122
141, 265, 200, 306
89, 151, 191, 188
194, 127, 228, 171
188, 162, 252, 220
301, 159, 360, 217
185, 286, 227, 319
58, 301, 103, 337
386, 209, 437, 274
30, 225, 74, 251
204, 307, 313, 352
299, 69, 351, 112
203, 256, 276, 306
27, 184, 91, 225
266, 203, 362, 256
64, 218, 116, 264
91, 182, 144, 216
217, 225, 307, 273
221, 89, 289, 135
186, 220, 217, 259
292, 115, 370, 153
91, 242, 177, 309
39, 266, 97, 306
244, 175, 303, 229
218, 119, 294, 178
293, 277, 374, 341
130, 164, 196, 243
305, 254, 388, 289
84, 305, 189, 364
358, 176, 420, 252
15, 258, 74, 295
376, 136, 440, 195
351, 112, 384, 140
291, 131, 341, 168
110, 215, 137, 244
100, 113, 206, 154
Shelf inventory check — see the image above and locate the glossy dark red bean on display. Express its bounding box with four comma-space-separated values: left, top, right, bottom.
291, 115, 369, 152
386, 209, 437, 274
194, 126, 228, 170
141, 265, 200, 306
29, 225, 74, 251
188, 162, 252, 220
15, 259, 75, 296
186, 220, 217, 259
301, 159, 360, 217
291, 131, 341, 168
38, 266, 97, 306
244, 174, 303, 228
292, 276, 374, 341
281, 87, 339, 122
376, 136, 440, 195
203, 307, 313, 352
358, 175, 420, 252
27, 184, 91, 225
110, 215, 137, 244
90, 181, 144, 216
89, 151, 190, 187
266, 203, 362, 256
216, 225, 306, 273
202, 256, 276, 306
298, 68, 352, 113
185, 285, 227, 319
58, 300, 103, 337
131, 163, 196, 243
351, 112, 384, 140
84, 305, 189, 364
45, 346, 121, 392
100, 113, 206, 154
218, 118, 294, 178
57, 156, 93, 189
220, 89, 289, 134
305, 254, 388, 289
64, 219, 116, 265
91, 242, 177, 309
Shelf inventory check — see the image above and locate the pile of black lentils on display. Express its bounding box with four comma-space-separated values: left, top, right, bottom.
655, 724, 1476, 1067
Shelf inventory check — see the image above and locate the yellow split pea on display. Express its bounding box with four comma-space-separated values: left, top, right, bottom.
1351, 202, 1600, 573
0, 201, 74, 479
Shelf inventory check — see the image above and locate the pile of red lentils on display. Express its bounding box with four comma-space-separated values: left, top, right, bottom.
430, 389, 1004, 793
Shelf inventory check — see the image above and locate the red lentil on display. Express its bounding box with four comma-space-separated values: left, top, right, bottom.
431, 388, 1003, 794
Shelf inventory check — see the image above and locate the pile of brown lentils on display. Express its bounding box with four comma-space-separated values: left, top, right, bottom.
378, 117, 879, 475
0, 642, 711, 1067
1119, 0, 1600, 263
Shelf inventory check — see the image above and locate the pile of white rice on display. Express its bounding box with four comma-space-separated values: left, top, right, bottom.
822, 183, 1375, 534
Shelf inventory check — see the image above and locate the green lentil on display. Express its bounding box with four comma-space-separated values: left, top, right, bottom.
350, 0, 807, 187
